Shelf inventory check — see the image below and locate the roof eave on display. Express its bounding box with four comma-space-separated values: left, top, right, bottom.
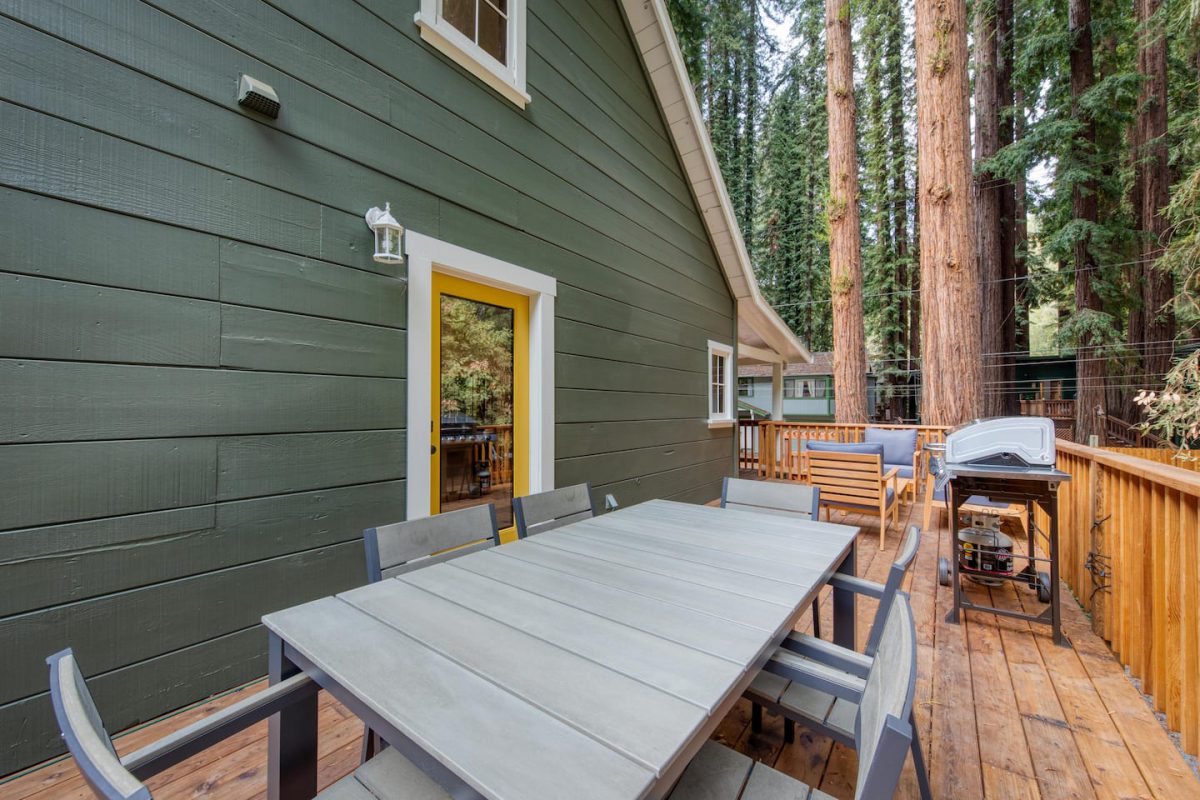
619, 0, 813, 366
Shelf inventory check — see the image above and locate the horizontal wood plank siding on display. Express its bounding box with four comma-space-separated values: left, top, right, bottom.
0, 0, 737, 772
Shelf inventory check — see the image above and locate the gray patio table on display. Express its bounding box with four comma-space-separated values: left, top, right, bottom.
263, 498, 859, 800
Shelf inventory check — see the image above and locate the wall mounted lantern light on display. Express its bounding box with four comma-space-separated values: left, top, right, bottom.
365, 203, 405, 266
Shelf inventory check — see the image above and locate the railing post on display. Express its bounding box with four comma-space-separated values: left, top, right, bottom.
1088, 458, 1107, 637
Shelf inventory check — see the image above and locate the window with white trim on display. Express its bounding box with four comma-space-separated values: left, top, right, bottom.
707, 341, 734, 425
415, 0, 530, 108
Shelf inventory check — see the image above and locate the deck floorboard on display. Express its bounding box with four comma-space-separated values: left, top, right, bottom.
3, 494, 1195, 799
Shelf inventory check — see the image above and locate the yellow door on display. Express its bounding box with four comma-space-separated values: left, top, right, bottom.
431, 272, 528, 542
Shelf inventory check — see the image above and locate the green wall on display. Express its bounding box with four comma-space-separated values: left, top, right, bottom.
0, 0, 737, 773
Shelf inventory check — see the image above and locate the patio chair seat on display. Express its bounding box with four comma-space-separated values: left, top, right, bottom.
318, 747, 449, 800
667, 740, 834, 799
886, 463, 914, 480
746, 668, 856, 744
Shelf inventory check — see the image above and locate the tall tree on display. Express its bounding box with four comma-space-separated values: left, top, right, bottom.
759, 6, 833, 351
1133, 0, 1175, 385
915, 0, 982, 424
1068, 0, 1107, 442
976, 0, 1007, 415
826, 0, 868, 421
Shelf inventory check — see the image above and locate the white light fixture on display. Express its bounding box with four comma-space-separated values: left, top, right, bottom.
365, 203, 404, 265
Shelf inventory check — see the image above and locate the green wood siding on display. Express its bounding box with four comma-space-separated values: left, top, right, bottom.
0, 0, 736, 772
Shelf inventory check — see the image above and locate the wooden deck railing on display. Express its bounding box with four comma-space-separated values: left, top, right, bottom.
1020, 398, 1074, 418
737, 420, 1200, 756
1035, 440, 1199, 755
748, 421, 947, 481
477, 424, 513, 485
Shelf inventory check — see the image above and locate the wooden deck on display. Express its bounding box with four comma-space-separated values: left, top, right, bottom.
3, 498, 1197, 800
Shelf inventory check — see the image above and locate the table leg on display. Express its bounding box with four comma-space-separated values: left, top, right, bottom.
268, 634, 317, 800
833, 540, 857, 649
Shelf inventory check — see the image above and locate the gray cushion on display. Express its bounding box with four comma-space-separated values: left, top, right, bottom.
884, 464, 914, 480
864, 427, 918, 467
805, 440, 885, 457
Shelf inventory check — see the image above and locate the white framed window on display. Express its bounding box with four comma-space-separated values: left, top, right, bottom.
415, 0, 530, 108
707, 341, 734, 427
784, 377, 827, 399
737, 377, 753, 397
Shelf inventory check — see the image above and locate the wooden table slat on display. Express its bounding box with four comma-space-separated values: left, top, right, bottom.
454, 547, 767, 664
262, 597, 656, 800
339, 579, 708, 773
402, 563, 745, 711
493, 542, 791, 632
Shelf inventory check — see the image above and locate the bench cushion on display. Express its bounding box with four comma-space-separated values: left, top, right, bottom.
864, 427, 918, 468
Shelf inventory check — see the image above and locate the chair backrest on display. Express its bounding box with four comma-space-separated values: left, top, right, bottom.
806, 446, 886, 507
864, 427, 919, 468
364, 504, 500, 582
47, 649, 150, 800
512, 483, 594, 538
864, 525, 921, 656
853, 594, 918, 800
720, 477, 820, 520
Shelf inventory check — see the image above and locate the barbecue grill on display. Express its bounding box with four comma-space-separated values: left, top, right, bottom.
931, 416, 1071, 645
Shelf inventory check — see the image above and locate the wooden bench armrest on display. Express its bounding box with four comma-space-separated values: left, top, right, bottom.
121, 674, 317, 780
881, 466, 900, 490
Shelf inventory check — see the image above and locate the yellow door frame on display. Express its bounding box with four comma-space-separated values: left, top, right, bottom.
431, 271, 529, 541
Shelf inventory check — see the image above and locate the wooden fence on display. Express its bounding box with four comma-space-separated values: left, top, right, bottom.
737, 420, 1200, 755
750, 421, 947, 483
1105, 446, 1199, 471
1046, 440, 1200, 754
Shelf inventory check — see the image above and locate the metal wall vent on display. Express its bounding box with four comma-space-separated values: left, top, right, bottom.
237, 74, 280, 119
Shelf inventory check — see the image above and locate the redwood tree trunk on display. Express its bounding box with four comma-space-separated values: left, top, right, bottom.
1069, 0, 1106, 443
915, 0, 981, 425
975, 0, 1005, 416
997, 0, 1019, 414
826, 0, 868, 422
1135, 0, 1175, 384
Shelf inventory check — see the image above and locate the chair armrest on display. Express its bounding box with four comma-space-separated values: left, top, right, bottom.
827, 573, 886, 599
881, 466, 900, 487
121, 674, 317, 780
766, 648, 866, 702
780, 631, 873, 679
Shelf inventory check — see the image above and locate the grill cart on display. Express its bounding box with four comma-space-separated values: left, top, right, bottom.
932, 417, 1072, 646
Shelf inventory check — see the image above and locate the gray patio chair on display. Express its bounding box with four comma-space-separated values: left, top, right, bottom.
669, 595, 924, 799
46, 648, 448, 800
512, 483, 594, 538
360, 504, 501, 758
720, 477, 824, 637
745, 526, 921, 747
363, 504, 500, 583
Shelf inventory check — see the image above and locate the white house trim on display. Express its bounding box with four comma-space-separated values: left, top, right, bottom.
414, 0, 531, 108
618, 0, 812, 366
404, 230, 555, 520
707, 340, 735, 428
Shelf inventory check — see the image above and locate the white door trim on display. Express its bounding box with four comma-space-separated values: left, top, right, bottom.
405, 230, 556, 520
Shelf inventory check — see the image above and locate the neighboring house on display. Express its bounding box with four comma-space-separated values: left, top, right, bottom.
738, 353, 877, 420
0, 0, 808, 772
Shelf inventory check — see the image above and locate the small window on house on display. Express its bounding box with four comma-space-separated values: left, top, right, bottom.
415, 0, 529, 108
707, 341, 734, 426
810, 378, 827, 398
783, 377, 800, 399
737, 377, 752, 397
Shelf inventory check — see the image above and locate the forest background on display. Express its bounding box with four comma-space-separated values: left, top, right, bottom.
666, 0, 1199, 442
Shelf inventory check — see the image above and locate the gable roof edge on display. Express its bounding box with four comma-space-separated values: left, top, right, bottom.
618, 0, 812, 365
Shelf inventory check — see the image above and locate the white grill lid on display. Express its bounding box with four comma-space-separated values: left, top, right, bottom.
944, 417, 1056, 468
